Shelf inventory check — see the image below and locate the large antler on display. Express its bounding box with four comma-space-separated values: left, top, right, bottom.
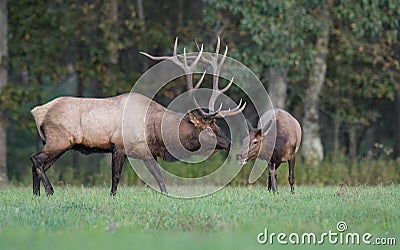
196, 37, 246, 118
140, 37, 245, 118
140, 37, 208, 116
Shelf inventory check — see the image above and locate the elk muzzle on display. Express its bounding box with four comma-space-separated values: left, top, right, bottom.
236, 153, 248, 165
215, 130, 231, 151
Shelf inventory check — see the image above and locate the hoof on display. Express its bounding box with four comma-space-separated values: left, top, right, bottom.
45, 188, 54, 196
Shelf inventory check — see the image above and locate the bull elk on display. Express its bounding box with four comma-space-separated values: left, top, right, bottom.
30, 37, 245, 196
236, 109, 301, 194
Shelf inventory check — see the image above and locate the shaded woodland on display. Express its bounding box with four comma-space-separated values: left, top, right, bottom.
0, 0, 399, 186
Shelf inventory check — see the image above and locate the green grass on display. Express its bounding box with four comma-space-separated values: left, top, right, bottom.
0, 185, 399, 250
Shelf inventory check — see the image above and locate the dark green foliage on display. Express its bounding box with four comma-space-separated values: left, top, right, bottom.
8, 150, 400, 187
1, 1, 400, 185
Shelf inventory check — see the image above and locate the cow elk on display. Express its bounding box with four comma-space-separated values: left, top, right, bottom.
236, 109, 301, 194
30, 37, 245, 196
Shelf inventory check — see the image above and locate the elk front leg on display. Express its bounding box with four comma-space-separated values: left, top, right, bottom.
110, 149, 127, 196
143, 159, 167, 194
288, 157, 295, 194
267, 162, 272, 192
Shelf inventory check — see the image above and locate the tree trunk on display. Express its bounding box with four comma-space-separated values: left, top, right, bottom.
333, 116, 341, 157
301, 8, 330, 166
136, 0, 148, 71
394, 90, 400, 159
265, 67, 287, 109
0, 0, 8, 185
348, 125, 357, 174
136, 0, 145, 24
177, 0, 184, 28
109, 0, 119, 65
105, 0, 119, 88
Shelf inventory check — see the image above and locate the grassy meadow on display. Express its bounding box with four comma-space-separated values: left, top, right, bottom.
0, 185, 399, 250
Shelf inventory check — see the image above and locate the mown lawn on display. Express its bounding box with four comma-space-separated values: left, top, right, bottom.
0, 185, 399, 250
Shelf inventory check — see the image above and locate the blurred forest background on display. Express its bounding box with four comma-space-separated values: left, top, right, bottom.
0, 0, 399, 187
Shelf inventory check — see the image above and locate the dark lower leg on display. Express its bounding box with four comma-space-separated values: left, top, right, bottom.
288, 158, 295, 194
144, 159, 167, 194
267, 171, 272, 192
31, 152, 41, 195
31, 153, 53, 195
110, 151, 127, 196
37, 165, 54, 196
31, 150, 65, 196
32, 164, 40, 196
269, 163, 277, 193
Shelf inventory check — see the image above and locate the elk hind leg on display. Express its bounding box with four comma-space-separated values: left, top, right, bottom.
31, 129, 71, 196
31, 148, 67, 196
31, 151, 41, 196
31, 151, 54, 196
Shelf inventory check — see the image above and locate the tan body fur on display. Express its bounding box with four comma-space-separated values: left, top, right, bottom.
30, 93, 231, 196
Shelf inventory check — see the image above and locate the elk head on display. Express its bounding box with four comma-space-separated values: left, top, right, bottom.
236, 119, 273, 165
140, 37, 245, 153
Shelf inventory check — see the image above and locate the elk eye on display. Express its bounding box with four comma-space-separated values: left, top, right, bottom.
252, 140, 258, 145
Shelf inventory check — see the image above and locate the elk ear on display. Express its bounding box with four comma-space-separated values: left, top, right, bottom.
255, 128, 263, 137
188, 111, 204, 128
246, 119, 255, 131
260, 118, 273, 135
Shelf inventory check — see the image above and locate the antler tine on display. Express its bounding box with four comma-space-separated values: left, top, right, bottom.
195, 38, 201, 52
216, 100, 247, 118
218, 45, 228, 69
190, 44, 203, 71
173, 37, 178, 57
215, 36, 221, 55
229, 99, 243, 112
194, 70, 206, 89
215, 102, 223, 112
139, 51, 171, 61
183, 48, 188, 68
139, 36, 182, 65
220, 77, 234, 93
